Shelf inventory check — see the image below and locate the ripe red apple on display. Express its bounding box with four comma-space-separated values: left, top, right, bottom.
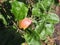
18, 18, 32, 30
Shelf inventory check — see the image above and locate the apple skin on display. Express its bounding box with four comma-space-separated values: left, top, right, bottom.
19, 18, 32, 30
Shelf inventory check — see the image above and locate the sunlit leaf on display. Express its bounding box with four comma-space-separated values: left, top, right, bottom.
24, 33, 41, 45
32, 7, 41, 17
46, 13, 59, 24
11, 1, 28, 20
45, 24, 54, 36
39, 29, 47, 40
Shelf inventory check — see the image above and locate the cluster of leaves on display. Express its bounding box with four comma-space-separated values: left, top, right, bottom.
10, 0, 59, 45
0, 0, 59, 45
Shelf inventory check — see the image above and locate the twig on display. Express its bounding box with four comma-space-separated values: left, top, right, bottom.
12, 20, 25, 35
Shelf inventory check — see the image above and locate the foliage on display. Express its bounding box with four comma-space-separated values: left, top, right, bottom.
0, 0, 59, 45
11, 0, 28, 20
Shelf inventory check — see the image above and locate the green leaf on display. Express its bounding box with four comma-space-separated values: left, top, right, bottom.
24, 33, 41, 45
11, 1, 28, 20
24, 33, 32, 43
39, 29, 47, 40
46, 13, 59, 24
39, 24, 54, 40
35, 20, 45, 34
35, 0, 53, 11
28, 38, 41, 45
41, 0, 52, 8
32, 7, 41, 17
0, 14, 7, 25
45, 24, 54, 36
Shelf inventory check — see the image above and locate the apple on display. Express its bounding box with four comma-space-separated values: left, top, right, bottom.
18, 18, 32, 30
